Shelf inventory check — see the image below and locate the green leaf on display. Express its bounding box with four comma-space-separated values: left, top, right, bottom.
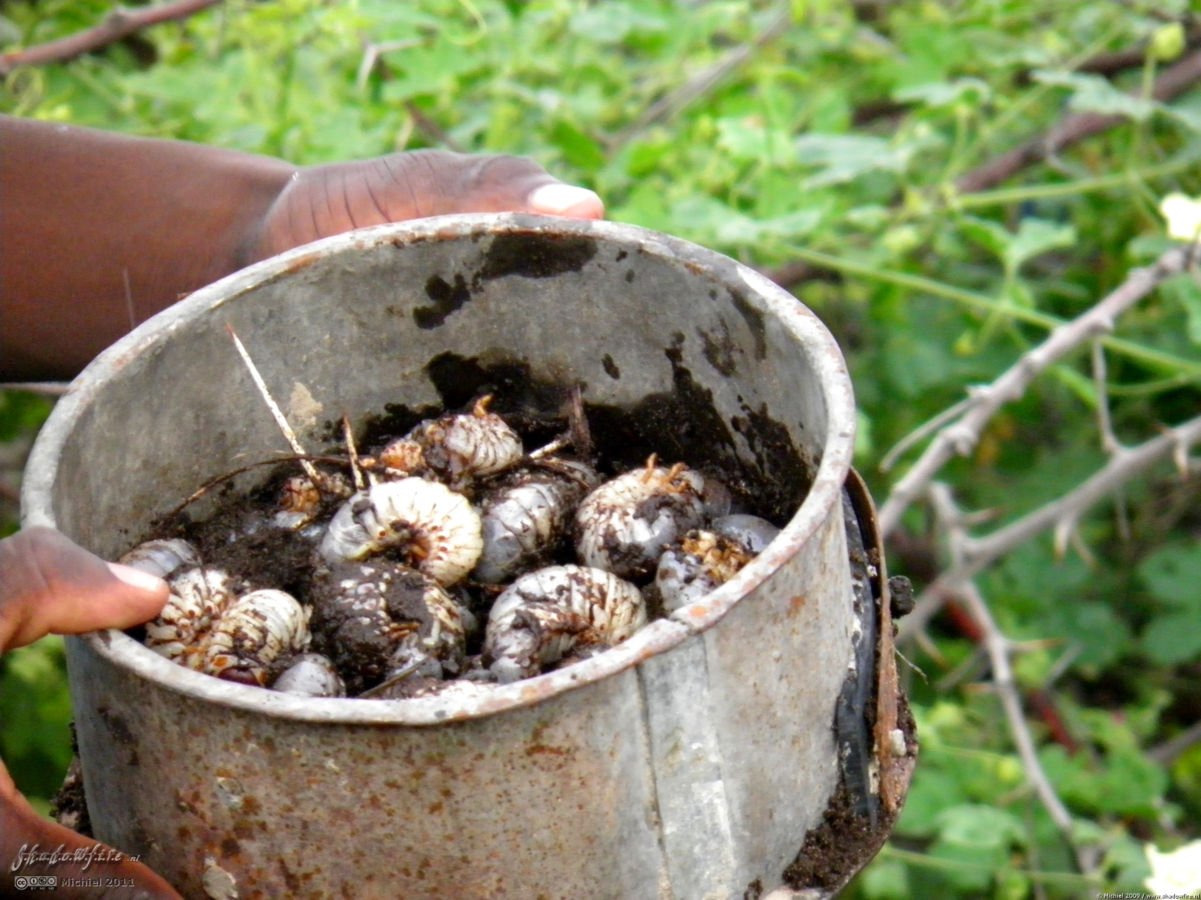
794, 133, 917, 188
714, 116, 793, 164
549, 119, 606, 172
1138, 542, 1201, 605
961, 216, 1076, 274
1003, 218, 1077, 273
1040, 744, 1168, 818
933, 804, 1026, 848
855, 856, 911, 900
1032, 70, 1161, 122
1159, 274, 1201, 346
893, 78, 991, 109
1142, 608, 1201, 666
565, 3, 668, 45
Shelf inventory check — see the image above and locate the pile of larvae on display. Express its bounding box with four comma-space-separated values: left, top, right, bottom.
121, 396, 780, 699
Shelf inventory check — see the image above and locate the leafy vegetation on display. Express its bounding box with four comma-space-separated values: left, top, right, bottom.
3, 1, 1201, 895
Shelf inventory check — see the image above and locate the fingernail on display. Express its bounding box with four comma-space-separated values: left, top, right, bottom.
528, 183, 604, 218
107, 562, 168, 593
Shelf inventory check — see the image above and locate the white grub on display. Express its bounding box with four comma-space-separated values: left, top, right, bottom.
203, 589, 311, 686
318, 477, 483, 586
272, 652, 345, 697
273, 471, 351, 531
388, 573, 466, 678
654, 529, 756, 613
374, 436, 427, 478
406, 395, 524, 487
574, 458, 708, 581
119, 538, 202, 582
144, 567, 237, 665
473, 463, 598, 584
484, 565, 647, 682
309, 560, 466, 693
712, 514, 780, 555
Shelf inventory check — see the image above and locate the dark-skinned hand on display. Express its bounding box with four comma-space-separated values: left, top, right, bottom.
0, 527, 180, 898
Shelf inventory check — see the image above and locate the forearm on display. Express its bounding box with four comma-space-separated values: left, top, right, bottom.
0, 115, 295, 380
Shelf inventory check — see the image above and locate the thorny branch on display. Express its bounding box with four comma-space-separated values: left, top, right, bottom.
898, 410, 1201, 641
925, 484, 1101, 878
878, 241, 1201, 539
0, 0, 224, 76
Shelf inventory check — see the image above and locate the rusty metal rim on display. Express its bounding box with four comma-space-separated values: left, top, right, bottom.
23, 214, 856, 726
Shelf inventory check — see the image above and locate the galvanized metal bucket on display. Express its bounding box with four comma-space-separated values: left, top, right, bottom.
22, 215, 903, 899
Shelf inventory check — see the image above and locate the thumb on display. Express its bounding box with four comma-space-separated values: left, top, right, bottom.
0, 527, 168, 651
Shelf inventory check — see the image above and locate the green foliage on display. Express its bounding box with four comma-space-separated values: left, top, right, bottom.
3, 2, 1201, 896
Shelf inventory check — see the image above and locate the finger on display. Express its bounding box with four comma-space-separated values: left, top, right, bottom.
1, 769, 182, 899
0, 527, 168, 651
526, 182, 605, 219
254, 150, 606, 260
422, 151, 604, 219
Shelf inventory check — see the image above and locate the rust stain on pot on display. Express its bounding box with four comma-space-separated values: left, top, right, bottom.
788, 594, 808, 617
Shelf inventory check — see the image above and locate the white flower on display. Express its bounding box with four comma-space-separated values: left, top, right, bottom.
1145, 839, 1201, 893
1159, 193, 1201, 242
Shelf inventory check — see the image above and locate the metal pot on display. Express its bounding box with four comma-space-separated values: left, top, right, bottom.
22, 215, 902, 899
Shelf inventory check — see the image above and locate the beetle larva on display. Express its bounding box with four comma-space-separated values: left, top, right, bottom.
272, 652, 345, 697
401, 395, 525, 488
143, 567, 237, 666
309, 559, 466, 694
712, 513, 780, 555
119, 538, 202, 582
473, 461, 598, 584
654, 529, 757, 613
273, 471, 351, 531
574, 458, 708, 581
202, 588, 311, 686
318, 477, 483, 586
483, 564, 647, 682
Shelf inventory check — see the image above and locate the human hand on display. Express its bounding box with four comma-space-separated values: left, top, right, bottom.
251, 148, 605, 260
0, 527, 181, 898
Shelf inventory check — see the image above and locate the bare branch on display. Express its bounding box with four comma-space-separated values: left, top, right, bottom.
0, 0, 224, 76
956, 45, 1201, 194
899, 411, 1201, 639
1149, 720, 1201, 767
879, 242, 1201, 538
926, 484, 1099, 875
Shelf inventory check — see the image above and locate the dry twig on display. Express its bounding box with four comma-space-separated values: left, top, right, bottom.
0, 0, 223, 75
225, 325, 322, 488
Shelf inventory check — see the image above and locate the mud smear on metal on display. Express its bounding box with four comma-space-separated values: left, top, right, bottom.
412, 232, 598, 330
416, 273, 472, 329
369, 350, 813, 524
474, 231, 598, 282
